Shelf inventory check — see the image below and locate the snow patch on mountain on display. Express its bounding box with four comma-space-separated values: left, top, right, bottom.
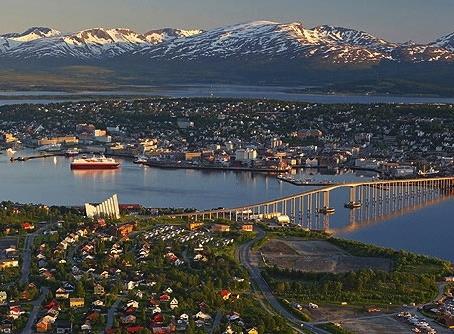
0, 22, 452, 64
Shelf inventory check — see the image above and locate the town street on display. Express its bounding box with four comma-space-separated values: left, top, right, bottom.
20, 287, 49, 334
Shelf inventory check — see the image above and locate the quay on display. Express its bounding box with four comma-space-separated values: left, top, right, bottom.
9, 153, 65, 162
144, 161, 289, 173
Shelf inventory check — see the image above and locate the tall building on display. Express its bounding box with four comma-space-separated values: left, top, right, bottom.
235, 148, 258, 162
85, 194, 120, 220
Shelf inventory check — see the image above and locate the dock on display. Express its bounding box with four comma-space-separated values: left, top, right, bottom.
9, 153, 65, 162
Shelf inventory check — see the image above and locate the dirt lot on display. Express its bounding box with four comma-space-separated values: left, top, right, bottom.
258, 238, 392, 273
341, 316, 413, 334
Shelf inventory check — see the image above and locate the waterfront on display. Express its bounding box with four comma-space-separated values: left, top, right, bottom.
1, 151, 454, 261
2, 85, 454, 105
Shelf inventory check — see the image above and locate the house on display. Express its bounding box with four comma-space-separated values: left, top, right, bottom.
227, 312, 241, 321
211, 224, 230, 233
151, 325, 176, 334
195, 311, 212, 321
219, 289, 231, 300
151, 313, 164, 325
44, 300, 60, 311
69, 298, 85, 308
159, 294, 171, 302
241, 224, 253, 232
0, 259, 19, 269
86, 311, 100, 323
55, 288, 69, 300
188, 222, 204, 231
0, 291, 7, 304
93, 299, 105, 307
117, 223, 136, 238
55, 320, 72, 334
93, 284, 105, 295
21, 222, 35, 231
9, 306, 23, 319
126, 326, 144, 334
99, 270, 109, 279
36, 320, 51, 333
170, 298, 179, 310
126, 300, 139, 309
0, 319, 13, 334
120, 315, 137, 325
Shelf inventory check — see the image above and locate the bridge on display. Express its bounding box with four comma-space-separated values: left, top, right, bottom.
170, 177, 454, 230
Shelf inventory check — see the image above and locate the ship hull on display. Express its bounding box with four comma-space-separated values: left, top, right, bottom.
70, 163, 119, 170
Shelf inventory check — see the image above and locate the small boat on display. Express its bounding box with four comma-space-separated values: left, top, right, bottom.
133, 154, 148, 164
344, 201, 362, 209
418, 166, 440, 176
65, 148, 80, 157
318, 206, 336, 215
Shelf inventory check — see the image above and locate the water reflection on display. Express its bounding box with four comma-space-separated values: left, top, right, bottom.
333, 191, 454, 234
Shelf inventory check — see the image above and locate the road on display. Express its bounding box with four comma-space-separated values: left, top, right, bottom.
19, 223, 53, 285
238, 229, 330, 334
105, 299, 122, 330
20, 287, 49, 334
210, 311, 222, 334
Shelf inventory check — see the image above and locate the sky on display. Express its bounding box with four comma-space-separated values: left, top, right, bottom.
0, 0, 453, 43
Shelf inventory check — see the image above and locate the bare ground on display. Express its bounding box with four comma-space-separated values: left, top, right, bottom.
258, 238, 392, 273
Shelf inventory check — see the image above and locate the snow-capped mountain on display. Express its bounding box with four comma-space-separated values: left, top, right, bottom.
432, 32, 454, 51
137, 21, 400, 64
0, 21, 453, 64
0, 26, 201, 59
1, 27, 61, 42
144, 28, 203, 44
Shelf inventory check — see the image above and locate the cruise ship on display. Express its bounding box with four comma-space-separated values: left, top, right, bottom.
70, 155, 120, 170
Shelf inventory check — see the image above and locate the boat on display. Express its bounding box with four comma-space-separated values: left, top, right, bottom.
418, 166, 440, 177
318, 206, 336, 215
133, 154, 148, 164
65, 148, 80, 157
70, 155, 120, 170
6, 148, 16, 155
344, 201, 362, 209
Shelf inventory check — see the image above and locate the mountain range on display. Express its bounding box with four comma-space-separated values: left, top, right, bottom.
1, 21, 454, 95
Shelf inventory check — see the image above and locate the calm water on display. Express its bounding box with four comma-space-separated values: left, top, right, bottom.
1, 151, 454, 261
2, 85, 454, 105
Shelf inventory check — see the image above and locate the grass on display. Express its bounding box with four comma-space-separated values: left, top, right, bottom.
277, 297, 312, 322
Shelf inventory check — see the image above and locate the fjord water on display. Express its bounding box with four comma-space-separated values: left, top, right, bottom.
2, 86, 454, 104
1, 152, 453, 261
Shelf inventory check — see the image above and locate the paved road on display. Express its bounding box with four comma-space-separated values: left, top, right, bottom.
210, 311, 222, 334
19, 222, 56, 285
105, 299, 121, 330
21, 287, 49, 334
239, 229, 330, 334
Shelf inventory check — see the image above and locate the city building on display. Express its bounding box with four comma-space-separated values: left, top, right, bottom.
85, 194, 120, 220
211, 224, 230, 233
235, 148, 258, 162
69, 298, 85, 308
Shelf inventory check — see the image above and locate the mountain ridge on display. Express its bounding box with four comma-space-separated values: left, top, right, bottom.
0, 21, 453, 95
0, 21, 453, 62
